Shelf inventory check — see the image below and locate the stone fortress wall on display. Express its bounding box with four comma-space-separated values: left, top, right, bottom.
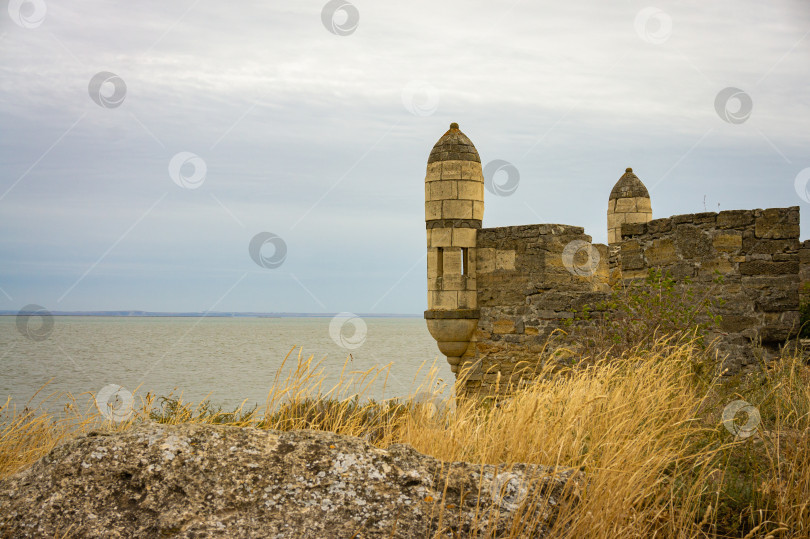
422, 124, 805, 398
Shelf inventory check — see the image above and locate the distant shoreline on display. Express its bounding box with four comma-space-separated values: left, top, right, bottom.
0, 311, 422, 318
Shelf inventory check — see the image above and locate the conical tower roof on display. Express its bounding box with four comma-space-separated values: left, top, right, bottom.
609, 167, 650, 200
427, 123, 480, 164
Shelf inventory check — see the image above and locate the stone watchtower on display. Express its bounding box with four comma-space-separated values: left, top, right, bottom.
415, 125, 803, 395
607, 167, 652, 245
423, 123, 483, 373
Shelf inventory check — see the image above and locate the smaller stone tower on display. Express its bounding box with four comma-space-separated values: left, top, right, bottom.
424, 122, 483, 374
607, 167, 652, 245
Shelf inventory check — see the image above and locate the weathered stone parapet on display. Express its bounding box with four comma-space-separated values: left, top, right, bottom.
462, 206, 802, 396
462, 224, 610, 397
617, 206, 801, 369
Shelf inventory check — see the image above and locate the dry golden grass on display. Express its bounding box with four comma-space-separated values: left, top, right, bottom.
0, 389, 96, 480
2, 343, 809, 538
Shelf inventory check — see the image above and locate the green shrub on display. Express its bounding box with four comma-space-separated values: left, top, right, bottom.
568, 268, 724, 359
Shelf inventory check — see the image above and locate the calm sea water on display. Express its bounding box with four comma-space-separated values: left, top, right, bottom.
0, 317, 450, 412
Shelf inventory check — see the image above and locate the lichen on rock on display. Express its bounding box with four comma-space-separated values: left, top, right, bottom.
0, 423, 582, 538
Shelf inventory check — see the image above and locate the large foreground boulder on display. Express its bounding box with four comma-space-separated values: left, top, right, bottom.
0, 423, 582, 538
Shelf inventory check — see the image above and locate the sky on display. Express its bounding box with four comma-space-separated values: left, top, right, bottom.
1, 0, 809, 315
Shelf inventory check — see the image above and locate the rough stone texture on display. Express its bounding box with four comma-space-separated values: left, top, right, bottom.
0, 423, 582, 539
608, 168, 650, 200
615, 206, 802, 375
454, 207, 803, 396
456, 224, 610, 397
427, 124, 481, 164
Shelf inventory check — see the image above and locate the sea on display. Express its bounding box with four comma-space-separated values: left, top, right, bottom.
0, 316, 450, 414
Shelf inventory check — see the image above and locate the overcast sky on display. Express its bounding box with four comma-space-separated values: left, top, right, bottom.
1, 0, 809, 314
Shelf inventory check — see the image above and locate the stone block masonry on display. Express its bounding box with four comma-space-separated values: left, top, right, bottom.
607, 168, 652, 245
423, 124, 805, 398
424, 123, 484, 374
617, 207, 801, 375
456, 224, 610, 397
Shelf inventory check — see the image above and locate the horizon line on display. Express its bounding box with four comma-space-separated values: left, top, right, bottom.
1, 310, 423, 318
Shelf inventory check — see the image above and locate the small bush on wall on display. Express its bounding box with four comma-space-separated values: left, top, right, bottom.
567, 268, 724, 360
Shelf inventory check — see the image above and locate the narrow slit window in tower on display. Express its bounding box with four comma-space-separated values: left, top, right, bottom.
436, 247, 444, 277
461, 248, 468, 275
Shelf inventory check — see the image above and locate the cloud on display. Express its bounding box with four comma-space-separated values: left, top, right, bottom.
1, 0, 809, 312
